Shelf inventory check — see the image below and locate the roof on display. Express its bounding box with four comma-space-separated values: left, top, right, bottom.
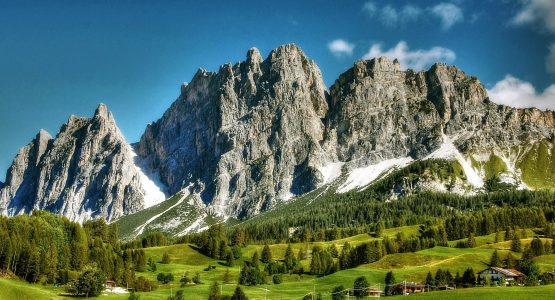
479, 267, 524, 277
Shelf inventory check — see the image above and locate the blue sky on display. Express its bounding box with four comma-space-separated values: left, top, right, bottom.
0, 0, 554, 180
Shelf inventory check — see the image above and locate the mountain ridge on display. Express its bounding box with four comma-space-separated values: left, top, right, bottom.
0, 103, 166, 222
2, 43, 555, 225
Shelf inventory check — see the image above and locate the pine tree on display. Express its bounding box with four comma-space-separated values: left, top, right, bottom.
375, 221, 385, 237
223, 269, 232, 284
494, 231, 502, 243
425, 271, 434, 289
261, 244, 272, 263
284, 244, 296, 270
353, 276, 369, 298
490, 250, 500, 267
505, 252, 516, 268
251, 252, 260, 269
467, 233, 476, 248
162, 252, 170, 264
331, 285, 345, 300
208, 281, 220, 300
530, 237, 544, 257
231, 286, 248, 300
384, 271, 395, 296
511, 235, 521, 253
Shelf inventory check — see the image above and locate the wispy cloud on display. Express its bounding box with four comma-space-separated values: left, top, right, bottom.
431, 2, 464, 30
362, 41, 456, 70
328, 39, 355, 56
488, 75, 555, 110
511, 0, 555, 33
362, 1, 462, 30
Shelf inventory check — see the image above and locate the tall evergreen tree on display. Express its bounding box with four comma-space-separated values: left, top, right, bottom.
384, 271, 396, 296
261, 244, 272, 263
490, 250, 500, 267
231, 286, 248, 300
511, 235, 522, 253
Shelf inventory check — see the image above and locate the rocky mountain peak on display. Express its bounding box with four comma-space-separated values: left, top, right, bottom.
246, 47, 262, 65
94, 103, 111, 120
1, 104, 149, 222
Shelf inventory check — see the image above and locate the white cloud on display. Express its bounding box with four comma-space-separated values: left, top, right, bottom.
487, 75, 555, 110
362, 2, 423, 27
511, 0, 555, 33
362, 2, 377, 15
431, 2, 464, 30
328, 39, 355, 56
362, 41, 456, 70
380, 5, 399, 27
362, 1, 464, 30
547, 43, 555, 74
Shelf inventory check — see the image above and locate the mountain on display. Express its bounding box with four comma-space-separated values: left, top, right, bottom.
137, 44, 330, 219
3, 43, 555, 227
0, 104, 166, 222
135, 44, 555, 223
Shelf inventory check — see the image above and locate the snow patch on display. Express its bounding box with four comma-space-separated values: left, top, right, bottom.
337, 157, 413, 193
317, 162, 344, 185
426, 135, 484, 187
130, 149, 167, 209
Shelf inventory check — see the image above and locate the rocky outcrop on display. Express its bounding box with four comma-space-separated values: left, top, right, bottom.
138, 45, 555, 219
138, 44, 329, 218
4, 44, 555, 223
0, 104, 157, 222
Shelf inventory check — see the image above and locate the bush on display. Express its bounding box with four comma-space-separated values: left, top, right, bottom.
192, 272, 202, 284
66, 265, 106, 297
162, 252, 171, 264
134, 276, 155, 292
157, 272, 174, 284
128, 291, 140, 300
353, 276, 369, 298
272, 274, 282, 284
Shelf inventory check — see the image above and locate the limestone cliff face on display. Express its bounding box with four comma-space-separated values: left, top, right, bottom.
138, 45, 555, 218
138, 44, 329, 218
0, 104, 150, 222
328, 59, 555, 163
4, 44, 555, 223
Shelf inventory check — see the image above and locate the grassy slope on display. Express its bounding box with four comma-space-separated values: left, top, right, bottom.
3, 228, 555, 300
0, 278, 66, 300
10, 230, 555, 299
517, 140, 555, 189
115, 193, 215, 240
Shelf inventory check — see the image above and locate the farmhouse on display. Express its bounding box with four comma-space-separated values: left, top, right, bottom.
368, 288, 382, 297
478, 267, 524, 285
392, 282, 427, 294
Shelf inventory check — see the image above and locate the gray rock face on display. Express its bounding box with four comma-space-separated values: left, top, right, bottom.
139, 45, 555, 219
0, 104, 148, 222
328, 59, 555, 164
138, 44, 329, 217
4, 44, 555, 223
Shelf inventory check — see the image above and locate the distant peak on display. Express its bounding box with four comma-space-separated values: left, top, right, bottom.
368, 56, 401, 72
94, 103, 109, 118
246, 47, 262, 64
36, 129, 52, 141
270, 43, 306, 60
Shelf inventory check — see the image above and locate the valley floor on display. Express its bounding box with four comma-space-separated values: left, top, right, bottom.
2, 226, 555, 300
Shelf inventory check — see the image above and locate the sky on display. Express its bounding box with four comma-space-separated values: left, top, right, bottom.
0, 0, 554, 181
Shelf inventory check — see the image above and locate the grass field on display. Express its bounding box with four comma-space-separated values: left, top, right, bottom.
2, 228, 555, 300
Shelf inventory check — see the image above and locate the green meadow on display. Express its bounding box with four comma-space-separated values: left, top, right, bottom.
2, 227, 555, 300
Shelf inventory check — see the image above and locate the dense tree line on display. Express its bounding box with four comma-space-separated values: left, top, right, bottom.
225, 188, 555, 244
122, 232, 170, 249
0, 211, 143, 293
